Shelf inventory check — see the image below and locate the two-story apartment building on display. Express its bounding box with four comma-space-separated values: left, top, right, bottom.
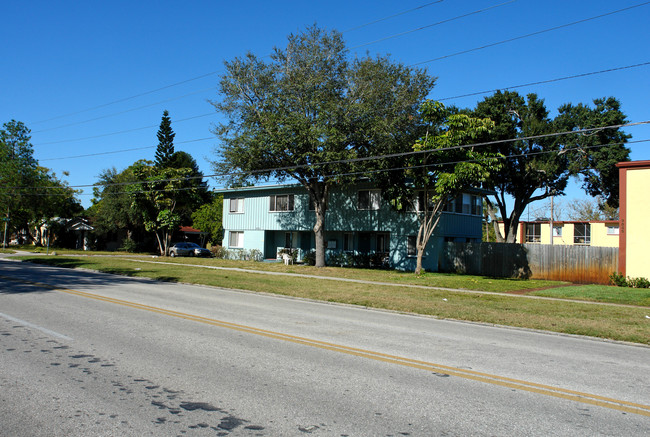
217, 184, 486, 272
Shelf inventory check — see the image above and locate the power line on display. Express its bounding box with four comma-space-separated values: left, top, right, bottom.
28, 2, 646, 142
436, 61, 650, 101
9, 138, 649, 198
29, 71, 222, 126
33, 58, 650, 160
342, 1, 444, 33
350, 0, 518, 50
33, 1, 508, 134
34, 113, 215, 146
13, 120, 649, 192
32, 87, 217, 134
39, 137, 214, 162
411, 1, 650, 66
28, 2, 449, 127
320, 139, 650, 182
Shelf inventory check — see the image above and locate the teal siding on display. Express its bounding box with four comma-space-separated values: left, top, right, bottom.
223, 187, 314, 232
219, 184, 484, 271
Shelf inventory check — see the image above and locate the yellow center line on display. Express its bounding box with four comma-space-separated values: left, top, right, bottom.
2, 274, 649, 417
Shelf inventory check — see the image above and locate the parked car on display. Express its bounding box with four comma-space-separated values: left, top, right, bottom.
169, 242, 212, 257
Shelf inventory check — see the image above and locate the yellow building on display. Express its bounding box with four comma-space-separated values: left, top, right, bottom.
498, 220, 619, 247
617, 160, 650, 278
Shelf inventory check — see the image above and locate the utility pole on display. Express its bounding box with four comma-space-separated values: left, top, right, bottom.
2, 208, 8, 249
549, 195, 554, 245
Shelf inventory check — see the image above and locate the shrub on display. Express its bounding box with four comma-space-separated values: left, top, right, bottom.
627, 276, 650, 289
248, 249, 263, 262
327, 251, 352, 267
609, 272, 650, 288
211, 246, 263, 262
119, 239, 138, 253
210, 245, 228, 258
609, 272, 628, 287
303, 250, 316, 266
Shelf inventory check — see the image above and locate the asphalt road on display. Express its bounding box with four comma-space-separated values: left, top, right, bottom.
0, 259, 649, 436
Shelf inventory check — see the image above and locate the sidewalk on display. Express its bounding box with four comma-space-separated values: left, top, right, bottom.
123, 258, 644, 309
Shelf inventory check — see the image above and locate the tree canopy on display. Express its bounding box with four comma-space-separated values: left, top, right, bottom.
472, 91, 630, 243
554, 97, 630, 208
211, 25, 436, 266
154, 110, 176, 168
374, 101, 500, 273
191, 194, 223, 246
0, 120, 81, 245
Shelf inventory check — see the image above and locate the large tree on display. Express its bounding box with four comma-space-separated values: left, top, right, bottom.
154, 110, 175, 168
211, 25, 435, 267
472, 91, 630, 243
554, 97, 630, 208
375, 101, 499, 274
1, 120, 81, 245
129, 161, 205, 256
90, 164, 146, 245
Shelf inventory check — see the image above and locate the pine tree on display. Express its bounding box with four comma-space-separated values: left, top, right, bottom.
154, 110, 175, 167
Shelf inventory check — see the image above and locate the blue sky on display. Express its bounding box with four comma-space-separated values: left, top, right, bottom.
2, 0, 649, 216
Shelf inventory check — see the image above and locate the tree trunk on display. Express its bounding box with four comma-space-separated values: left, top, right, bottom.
313, 207, 326, 268
413, 197, 443, 275
505, 221, 519, 243
155, 231, 165, 256
309, 181, 329, 268
485, 198, 504, 243
415, 247, 425, 275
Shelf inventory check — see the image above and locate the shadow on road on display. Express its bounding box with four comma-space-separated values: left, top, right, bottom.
0, 259, 180, 294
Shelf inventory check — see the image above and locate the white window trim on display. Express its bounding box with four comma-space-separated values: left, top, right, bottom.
358, 189, 381, 211
269, 194, 295, 212
229, 198, 244, 214
228, 231, 244, 248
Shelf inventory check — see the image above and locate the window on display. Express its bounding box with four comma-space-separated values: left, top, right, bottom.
327, 239, 337, 249
573, 223, 591, 245
455, 195, 464, 214
376, 233, 390, 253
606, 225, 619, 235
553, 225, 563, 237
343, 233, 354, 251
228, 231, 244, 248
525, 223, 541, 243
284, 232, 294, 248
229, 198, 244, 213
410, 191, 426, 212
269, 194, 294, 212
407, 236, 417, 256
462, 194, 472, 214
358, 189, 381, 210
471, 195, 481, 216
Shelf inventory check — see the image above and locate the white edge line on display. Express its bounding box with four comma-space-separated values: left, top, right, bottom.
0, 311, 73, 341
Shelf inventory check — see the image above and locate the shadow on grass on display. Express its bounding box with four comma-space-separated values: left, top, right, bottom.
26, 258, 86, 269
154, 276, 180, 283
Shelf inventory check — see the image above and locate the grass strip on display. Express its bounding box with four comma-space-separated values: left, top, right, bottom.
16, 256, 650, 345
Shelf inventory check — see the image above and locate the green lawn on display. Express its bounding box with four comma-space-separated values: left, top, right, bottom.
529, 285, 650, 306
14, 255, 650, 345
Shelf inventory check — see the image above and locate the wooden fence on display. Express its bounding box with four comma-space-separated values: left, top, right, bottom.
440, 242, 619, 284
